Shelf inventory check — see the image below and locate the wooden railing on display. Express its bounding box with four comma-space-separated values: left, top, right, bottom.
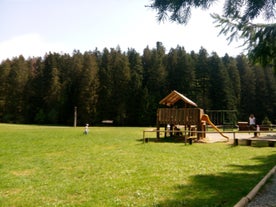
142, 129, 276, 146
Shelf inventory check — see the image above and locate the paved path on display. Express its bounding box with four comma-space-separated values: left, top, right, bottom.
204, 132, 276, 207
204, 131, 276, 143
247, 172, 276, 207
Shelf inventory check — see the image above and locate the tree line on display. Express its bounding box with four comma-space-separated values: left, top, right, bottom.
0, 42, 275, 126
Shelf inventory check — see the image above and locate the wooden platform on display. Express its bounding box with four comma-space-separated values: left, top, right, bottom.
142, 129, 198, 145
234, 135, 276, 147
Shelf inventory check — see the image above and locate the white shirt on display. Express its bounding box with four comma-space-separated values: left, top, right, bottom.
249, 117, 256, 125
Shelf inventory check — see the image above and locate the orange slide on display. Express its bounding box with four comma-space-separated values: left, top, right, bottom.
201, 114, 229, 141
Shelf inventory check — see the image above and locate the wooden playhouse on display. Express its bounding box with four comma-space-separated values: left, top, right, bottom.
156, 90, 205, 141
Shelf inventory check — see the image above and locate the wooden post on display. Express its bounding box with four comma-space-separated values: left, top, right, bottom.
156, 109, 160, 140
74, 106, 77, 127
268, 141, 275, 147
233, 132, 238, 146
197, 117, 202, 140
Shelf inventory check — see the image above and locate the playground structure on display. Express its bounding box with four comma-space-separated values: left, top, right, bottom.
156, 90, 229, 142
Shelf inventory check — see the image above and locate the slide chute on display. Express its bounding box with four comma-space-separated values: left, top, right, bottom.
201, 114, 229, 141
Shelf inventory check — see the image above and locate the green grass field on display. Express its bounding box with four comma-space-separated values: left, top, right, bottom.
0, 124, 275, 207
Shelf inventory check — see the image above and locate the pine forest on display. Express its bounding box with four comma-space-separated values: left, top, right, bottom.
0, 42, 275, 126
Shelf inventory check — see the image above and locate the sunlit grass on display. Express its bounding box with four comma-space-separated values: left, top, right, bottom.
0, 124, 275, 206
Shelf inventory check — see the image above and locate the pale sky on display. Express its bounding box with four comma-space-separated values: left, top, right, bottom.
0, 0, 245, 61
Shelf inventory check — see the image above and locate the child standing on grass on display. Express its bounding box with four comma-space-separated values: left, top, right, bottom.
84, 124, 89, 135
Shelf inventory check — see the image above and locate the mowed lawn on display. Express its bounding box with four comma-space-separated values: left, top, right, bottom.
0, 124, 275, 207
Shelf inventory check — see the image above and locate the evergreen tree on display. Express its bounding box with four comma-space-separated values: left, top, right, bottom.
208, 53, 234, 110
263, 66, 276, 123
126, 49, 145, 126
41, 53, 62, 124
23, 57, 44, 123
254, 65, 268, 123
142, 42, 168, 124
139, 87, 153, 125
69, 50, 85, 124
97, 48, 131, 125
253, 65, 276, 123
194, 47, 211, 109
222, 54, 241, 111
0, 60, 12, 122
6, 56, 30, 123
77, 52, 99, 125
56, 53, 75, 125
97, 48, 113, 122
167, 46, 196, 100
109, 48, 131, 125
143, 42, 167, 98
236, 55, 256, 120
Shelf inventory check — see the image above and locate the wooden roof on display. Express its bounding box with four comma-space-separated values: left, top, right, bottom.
159, 90, 198, 107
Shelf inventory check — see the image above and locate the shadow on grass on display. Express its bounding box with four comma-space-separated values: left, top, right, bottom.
137, 136, 193, 144
155, 153, 276, 207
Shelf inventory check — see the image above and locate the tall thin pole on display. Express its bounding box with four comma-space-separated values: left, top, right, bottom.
74, 106, 77, 127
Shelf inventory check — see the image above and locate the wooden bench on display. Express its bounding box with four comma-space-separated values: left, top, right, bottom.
237, 122, 271, 131
238, 122, 249, 131
101, 120, 113, 125
260, 126, 270, 131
